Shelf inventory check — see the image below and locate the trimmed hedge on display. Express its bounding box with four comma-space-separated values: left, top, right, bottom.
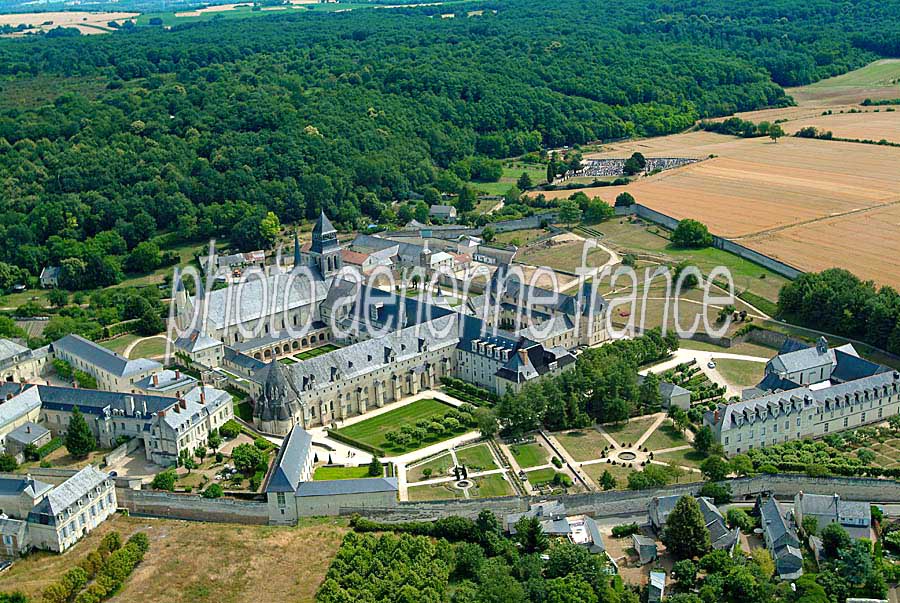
351, 515, 479, 543
37, 437, 64, 459
325, 429, 386, 457
440, 377, 499, 406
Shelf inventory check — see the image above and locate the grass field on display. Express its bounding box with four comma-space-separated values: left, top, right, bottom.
640, 420, 688, 451
655, 447, 706, 469
470, 161, 547, 197
516, 239, 610, 274
680, 339, 778, 358
407, 452, 452, 482
334, 398, 459, 454
279, 357, 298, 365
472, 473, 514, 497
313, 465, 371, 480
789, 59, 900, 105
494, 227, 551, 246
128, 336, 168, 359
455, 443, 496, 472
713, 358, 765, 389
406, 482, 465, 501
554, 429, 610, 462
603, 416, 657, 446
98, 333, 142, 355
584, 461, 633, 490
296, 344, 340, 360
525, 467, 561, 487
509, 442, 549, 469
0, 515, 347, 603
234, 400, 253, 422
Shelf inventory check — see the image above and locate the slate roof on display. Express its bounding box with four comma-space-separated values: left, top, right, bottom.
0, 385, 41, 429
52, 334, 161, 377
266, 427, 313, 493
223, 347, 266, 372
40, 266, 61, 281
637, 375, 690, 401
160, 386, 231, 432
174, 330, 222, 353
0, 339, 28, 364
30, 385, 173, 419
134, 369, 198, 393
649, 494, 680, 528
429, 205, 457, 217
495, 343, 575, 383
831, 349, 885, 382
0, 517, 26, 538
584, 516, 604, 552
29, 465, 109, 520
797, 493, 870, 523
294, 477, 398, 497
759, 495, 799, 550
0, 476, 52, 499
6, 421, 50, 447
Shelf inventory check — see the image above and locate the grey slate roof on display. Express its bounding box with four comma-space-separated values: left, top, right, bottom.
30, 385, 173, 419
0, 475, 52, 499
266, 427, 313, 493
797, 493, 870, 523
30, 465, 109, 519
759, 495, 799, 550
161, 386, 231, 432
294, 477, 398, 497
649, 494, 680, 528
0, 517, 26, 538
134, 369, 198, 393
52, 334, 161, 377
6, 421, 50, 447
174, 330, 222, 353
0, 339, 28, 364
0, 385, 40, 429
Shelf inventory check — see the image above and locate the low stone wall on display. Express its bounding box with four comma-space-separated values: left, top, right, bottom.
729, 474, 900, 502
103, 437, 142, 468
117, 489, 269, 525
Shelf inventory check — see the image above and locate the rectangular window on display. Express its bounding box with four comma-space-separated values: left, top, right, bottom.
824, 423, 829, 433
844, 417, 849, 427
796, 417, 801, 427
277, 492, 286, 506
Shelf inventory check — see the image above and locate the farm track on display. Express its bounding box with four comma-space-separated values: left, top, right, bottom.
732, 197, 900, 240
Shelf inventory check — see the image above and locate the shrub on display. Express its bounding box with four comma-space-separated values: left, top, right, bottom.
611, 523, 640, 538
219, 420, 241, 439
151, 469, 177, 491
202, 483, 224, 499
551, 456, 563, 468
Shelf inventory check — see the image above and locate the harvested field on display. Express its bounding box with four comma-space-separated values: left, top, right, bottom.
781, 110, 900, 143
787, 59, 900, 106
740, 202, 900, 287
0, 11, 136, 35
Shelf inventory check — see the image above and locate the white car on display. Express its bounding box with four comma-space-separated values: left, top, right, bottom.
707, 361, 717, 369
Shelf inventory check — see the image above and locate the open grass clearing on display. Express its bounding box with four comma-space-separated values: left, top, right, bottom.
335, 398, 459, 454
713, 358, 765, 389
654, 447, 706, 469
509, 442, 549, 469
584, 461, 633, 491
455, 443, 496, 472
279, 357, 298, 365
128, 337, 168, 359
603, 416, 658, 446
406, 482, 466, 501
554, 429, 610, 462
640, 420, 688, 451
517, 240, 610, 274
494, 227, 551, 246
0, 515, 347, 603
471, 473, 514, 498
313, 465, 372, 480
525, 467, 564, 487
98, 333, 142, 355
407, 452, 453, 482
679, 339, 778, 358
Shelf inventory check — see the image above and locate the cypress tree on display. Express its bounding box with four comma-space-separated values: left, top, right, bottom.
65, 406, 96, 459
661, 496, 712, 560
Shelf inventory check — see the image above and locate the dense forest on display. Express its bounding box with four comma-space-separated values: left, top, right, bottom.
0, 0, 898, 283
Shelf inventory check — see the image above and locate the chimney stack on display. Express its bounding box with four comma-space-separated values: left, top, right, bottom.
518, 349, 528, 365
714, 409, 720, 422
200, 390, 206, 405
152, 373, 159, 387
141, 399, 147, 415
5, 393, 11, 401
25, 425, 31, 434
125, 395, 135, 415
179, 398, 187, 410
175, 370, 181, 380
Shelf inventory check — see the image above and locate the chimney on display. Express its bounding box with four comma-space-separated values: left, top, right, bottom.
175, 370, 181, 380
125, 395, 135, 415
833, 493, 840, 502
25, 425, 31, 434
5, 393, 11, 401
330, 366, 338, 382
714, 409, 720, 422
518, 349, 528, 365
200, 390, 206, 405
152, 374, 159, 387
798, 491, 803, 500
157, 410, 166, 418
179, 398, 187, 410
418, 338, 426, 353
173, 404, 180, 413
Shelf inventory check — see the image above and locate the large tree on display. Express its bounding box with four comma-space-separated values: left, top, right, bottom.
65, 405, 96, 459
662, 496, 712, 560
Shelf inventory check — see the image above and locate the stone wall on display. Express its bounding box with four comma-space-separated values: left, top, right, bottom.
117, 488, 269, 524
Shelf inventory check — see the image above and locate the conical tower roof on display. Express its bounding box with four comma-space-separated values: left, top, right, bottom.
254, 360, 299, 423
312, 211, 336, 237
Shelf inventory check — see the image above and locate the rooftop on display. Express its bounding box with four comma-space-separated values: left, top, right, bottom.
52, 334, 161, 378
294, 477, 398, 497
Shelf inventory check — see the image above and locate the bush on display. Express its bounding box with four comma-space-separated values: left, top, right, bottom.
151, 469, 177, 491
202, 483, 224, 499
611, 523, 640, 538
219, 420, 241, 439
551, 456, 563, 468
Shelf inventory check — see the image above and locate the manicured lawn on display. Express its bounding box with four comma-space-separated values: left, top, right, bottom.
555, 429, 609, 462
279, 357, 298, 365
509, 442, 549, 469
584, 461, 634, 490
128, 337, 168, 359
516, 241, 610, 273
296, 344, 340, 360
525, 467, 562, 487
640, 420, 688, 451
335, 398, 460, 453
406, 482, 465, 502
679, 339, 777, 358
455, 443, 496, 472
494, 228, 550, 246
713, 358, 766, 389
655, 447, 706, 469
313, 466, 372, 481
603, 416, 658, 446
98, 333, 142, 355
407, 453, 453, 482
472, 473, 514, 498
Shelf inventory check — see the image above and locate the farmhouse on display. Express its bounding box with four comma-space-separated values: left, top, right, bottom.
428, 204, 457, 223
705, 338, 900, 455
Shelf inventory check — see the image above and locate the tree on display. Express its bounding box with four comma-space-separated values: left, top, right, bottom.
0, 453, 18, 472
700, 455, 729, 482
368, 456, 383, 477
599, 470, 617, 490
558, 200, 582, 227
453, 542, 485, 579
151, 469, 177, 491
801, 515, 818, 537
48, 288, 69, 307
547, 158, 557, 184
179, 448, 197, 473
516, 172, 533, 190
726, 508, 754, 532
672, 559, 698, 590
202, 483, 224, 499
208, 430, 223, 451
821, 522, 851, 558
125, 241, 161, 273
136, 307, 165, 336
729, 454, 753, 476
769, 123, 785, 142
544, 575, 597, 603
661, 496, 712, 560
671, 219, 713, 248
750, 548, 775, 579
194, 445, 207, 463
698, 481, 731, 505
514, 515, 549, 554
482, 226, 496, 243
692, 426, 715, 456
615, 192, 635, 207
474, 406, 498, 437
457, 186, 477, 213
65, 405, 96, 458
638, 372, 662, 412
232, 443, 267, 475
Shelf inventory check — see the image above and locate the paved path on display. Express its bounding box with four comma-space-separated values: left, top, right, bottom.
634, 412, 667, 448
542, 431, 598, 491
412, 467, 506, 487
639, 348, 769, 377
595, 425, 621, 450
655, 444, 692, 454
499, 441, 536, 495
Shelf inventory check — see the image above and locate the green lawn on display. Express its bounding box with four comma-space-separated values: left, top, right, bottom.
516, 241, 610, 274
406, 482, 465, 502
555, 430, 609, 462
234, 400, 253, 422
713, 358, 765, 389
296, 344, 340, 360
407, 453, 453, 483
335, 398, 461, 454
525, 467, 562, 487
471, 473, 514, 498
584, 461, 633, 490
679, 339, 778, 358
98, 333, 142, 355
640, 420, 688, 451
509, 442, 549, 469
279, 357, 298, 365
313, 466, 372, 481
128, 337, 168, 359
603, 416, 658, 446
455, 444, 496, 472
494, 228, 551, 246
804, 59, 900, 89
655, 447, 706, 469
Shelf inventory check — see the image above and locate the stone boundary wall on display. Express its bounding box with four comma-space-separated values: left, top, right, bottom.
613, 204, 803, 280
117, 488, 269, 524
103, 437, 142, 468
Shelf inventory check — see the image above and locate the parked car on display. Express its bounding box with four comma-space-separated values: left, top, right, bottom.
707, 361, 716, 369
